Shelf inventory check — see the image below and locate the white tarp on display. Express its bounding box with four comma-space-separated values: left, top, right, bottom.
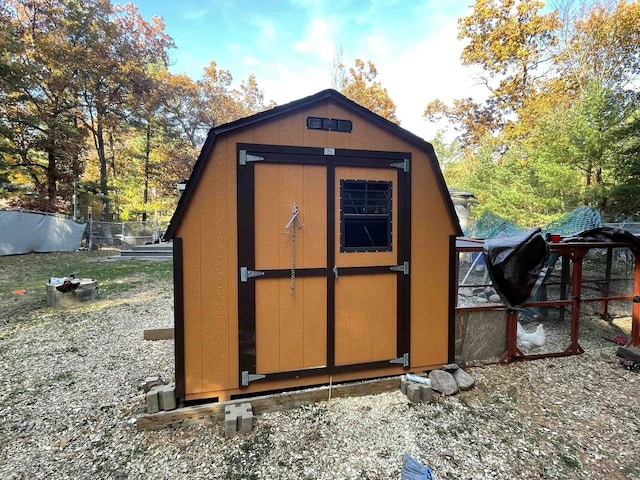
0, 211, 86, 256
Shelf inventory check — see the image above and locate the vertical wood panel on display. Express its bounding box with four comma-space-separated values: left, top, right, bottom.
410, 150, 452, 367
254, 163, 280, 269
226, 138, 239, 389
334, 274, 396, 365
179, 194, 203, 394
199, 140, 231, 393
303, 277, 327, 367
255, 279, 280, 373
302, 166, 327, 268
255, 164, 326, 270
255, 277, 327, 373
277, 164, 304, 268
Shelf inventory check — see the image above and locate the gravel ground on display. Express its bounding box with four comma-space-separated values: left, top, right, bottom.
1, 261, 639, 479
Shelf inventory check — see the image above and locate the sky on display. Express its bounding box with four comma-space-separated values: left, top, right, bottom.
127, 0, 487, 141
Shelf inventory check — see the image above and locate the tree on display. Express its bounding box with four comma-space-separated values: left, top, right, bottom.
73, 0, 174, 220
338, 58, 399, 124
1, 0, 87, 212
428, 0, 640, 224
425, 0, 560, 149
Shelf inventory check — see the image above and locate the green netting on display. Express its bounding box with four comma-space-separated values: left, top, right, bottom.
542, 206, 602, 235
463, 211, 525, 238
464, 206, 602, 238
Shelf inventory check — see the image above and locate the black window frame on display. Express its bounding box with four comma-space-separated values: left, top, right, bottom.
339, 179, 393, 253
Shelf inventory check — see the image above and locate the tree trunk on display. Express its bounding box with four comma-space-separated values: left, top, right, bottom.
109, 132, 120, 221
96, 120, 110, 221
47, 149, 57, 212
143, 119, 151, 222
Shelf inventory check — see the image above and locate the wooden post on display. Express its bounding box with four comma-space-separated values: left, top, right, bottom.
559, 254, 570, 322
500, 309, 523, 363
567, 249, 585, 354
599, 247, 613, 320
632, 249, 640, 346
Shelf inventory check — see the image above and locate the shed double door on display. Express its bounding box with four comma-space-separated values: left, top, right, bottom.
237, 144, 410, 387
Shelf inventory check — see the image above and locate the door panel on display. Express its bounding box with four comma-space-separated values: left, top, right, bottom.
255, 276, 327, 373
334, 273, 397, 365
254, 163, 327, 270
334, 166, 401, 366
238, 144, 410, 387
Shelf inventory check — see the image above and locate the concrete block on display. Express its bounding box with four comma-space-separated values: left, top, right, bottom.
420, 385, 433, 402
224, 403, 253, 437
406, 384, 422, 403
400, 376, 408, 395
157, 384, 176, 411
406, 383, 433, 403
146, 389, 159, 414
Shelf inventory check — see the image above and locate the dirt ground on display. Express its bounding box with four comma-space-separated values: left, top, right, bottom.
0, 252, 638, 479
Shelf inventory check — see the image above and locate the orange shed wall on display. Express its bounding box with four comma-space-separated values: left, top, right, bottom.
175, 100, 457, 399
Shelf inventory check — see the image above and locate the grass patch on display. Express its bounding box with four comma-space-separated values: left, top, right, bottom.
0, 251, 173, 324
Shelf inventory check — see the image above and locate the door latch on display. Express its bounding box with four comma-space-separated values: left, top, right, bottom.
333, 266, 339, 278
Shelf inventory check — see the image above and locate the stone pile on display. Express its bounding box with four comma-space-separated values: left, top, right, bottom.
458, 286, 502, 307
429, 363, 475, 395
401, 364, 476, 402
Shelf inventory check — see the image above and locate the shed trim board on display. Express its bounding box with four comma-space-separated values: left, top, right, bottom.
236, 143, 411, 387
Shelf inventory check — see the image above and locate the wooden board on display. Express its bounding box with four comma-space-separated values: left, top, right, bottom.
143, 328, 174, 341
136, 375, 402, 431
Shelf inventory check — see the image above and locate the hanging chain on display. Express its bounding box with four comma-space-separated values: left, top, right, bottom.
283, 203, 303, 303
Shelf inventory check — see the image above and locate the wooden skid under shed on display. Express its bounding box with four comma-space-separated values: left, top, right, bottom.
136, 375, 400, 431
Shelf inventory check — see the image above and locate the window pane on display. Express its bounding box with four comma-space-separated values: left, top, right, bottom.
340, 180, 392, 252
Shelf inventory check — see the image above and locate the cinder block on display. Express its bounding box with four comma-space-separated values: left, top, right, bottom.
224, 403, 254, 437
420, 385, 433, 402
146, 389, 159, 413
157, 384, 176, 411
406, 384, 422, 403
238, 404, 253, 434
406, 383, 433, 403
400, 376, 408, 395
224, 409, 238, 438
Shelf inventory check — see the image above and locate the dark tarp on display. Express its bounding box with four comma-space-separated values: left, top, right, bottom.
483, 227, 549, 308
561, 226, 640, 249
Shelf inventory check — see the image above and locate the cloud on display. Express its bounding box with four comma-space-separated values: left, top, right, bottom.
255, 18, 278, 44
294, 18, 336, 62
243, 56, 261, 66
182, 9, 207, 21
376, 18, 487, 141
366, 34, 388, 57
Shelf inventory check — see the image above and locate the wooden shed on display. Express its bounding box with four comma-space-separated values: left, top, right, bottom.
164, 89, 463, 403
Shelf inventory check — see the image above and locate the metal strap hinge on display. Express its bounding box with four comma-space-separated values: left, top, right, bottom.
241, 371, 266, 387
390, 261, 409, 275
390, 158, 410, 172
239, 150, 264, 165
390, 353, 409, 368
240, 267, 265, 282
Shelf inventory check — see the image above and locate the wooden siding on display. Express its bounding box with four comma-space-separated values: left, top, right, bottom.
334, 273, 397, 365
254, 163, 326, 270
175, 99, 457, 400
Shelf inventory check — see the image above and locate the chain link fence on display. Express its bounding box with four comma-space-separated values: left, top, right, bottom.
82, 220, 169, 250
